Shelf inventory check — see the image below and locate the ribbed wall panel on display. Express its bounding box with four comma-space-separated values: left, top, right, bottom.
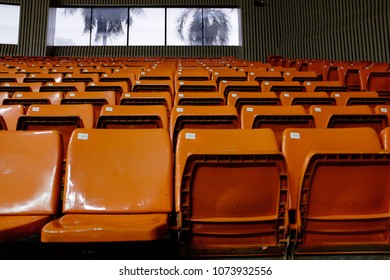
18, 0, 50, 56
0, 44, 18, 56
278, 0, 390, 62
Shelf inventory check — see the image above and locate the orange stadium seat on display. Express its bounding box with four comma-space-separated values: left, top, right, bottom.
247, 70, 284, 83
96, 105, 168, 129
227, 92, 281, 112
219, 80, 261, 96
175, 129, 288, 257
282, 128, 390, 255
240, 105, 314, 147
120, 92, 172, 112
39, 82, 85, 94
23, 73, 63, 83
176, 80, 217, 93
170, 105, 239, 149
280, 92, 336, 112
3, 91, 62, 106
0, 73, 26, 83
310, 105, 388, 134
261, 81, 306, 95
173, 92, 225, 106
62, 73, 100, 83
331, 91, 389, 108
0, 82, 42, 93
0, 130, 62, 242
304, 81, 347, 93
41, 129, 172, 243
133, 80, 174, 94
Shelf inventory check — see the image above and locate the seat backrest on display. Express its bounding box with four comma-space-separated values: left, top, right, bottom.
283, 71, 320, 83
0, 73, 26, 83
241, 105, 314, 147
0, 82, 43, 92
97, 105, 168, 129
63, 129, 172, 214
39, 82, 85, 93
62, 73, 100, 83
170, 105, 240, 149
62, 91, 116, 105
281, 127, 383, 213
176, 80, 217, 93
0, 130, 62, 215
23, 73, 63, 83
133, 80, 174, 94
309, 105, 387, 133
0, 105, 25, 130
261, 81, 305, 95
331, 91, 387, 108
174, 92, 225, 106
4, 91, 62, 106
120, 92, 172, 112
227, 92, 281, 111
219, 80, 261, 96
247, 70, 284, 82
280, 92, 335, 112
304, 81, 347, 93
175, 128, 288, 256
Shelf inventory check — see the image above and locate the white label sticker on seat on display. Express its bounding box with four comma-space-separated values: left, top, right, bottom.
250, 72, 255, 76
290, 132, 300, 139
178, 94, 184, 98
48, 83, 53, 86
306, 82, 311, 86
103, 74, 108, 77
32, 107, 40, 112
215, 72, 219, 75
284, 93, 290, 97
4, 83, 9, 86
286, 72, 290, 76
246, 107, 254, 112
16, 93, 23, 97
69, 93, 75, 97
90, 82, 95, 86
335, 93, 340, 97
124, 93, 131, 98
264, 82, 269, 85
185, 133, 196, 140
222, 80, 227, 83
381, 108, 388, 113
176, 107, 184, 112
106, 107, 113, 112
31, 74, 36, 77
77, 133, 89, 140
67, 74, 72, 77
136, 81, 141, 84
232, 93, 237, 97
314, 107, 321, 112
179, 81, 184, 85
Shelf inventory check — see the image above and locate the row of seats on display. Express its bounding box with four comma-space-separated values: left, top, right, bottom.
1, 79, 388, 97
2, 90, 389, 110
2, 103, 390, 150
1, 127, 390, 258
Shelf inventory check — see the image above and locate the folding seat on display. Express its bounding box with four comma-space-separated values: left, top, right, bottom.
39, 82, 85, 94
0, 130, 62, 242
381, 127, 390, 149
174, 92, 225, 106
0, 105, 24, 130
310, 105, 388, 134
62, 73, 100, 83
307, 61, 327, 79
170, 105, 239, 149
304, 81, 348, 93
374, 105, 390, 125
227, 92, 281, 112
0, 73, 26, 83
283, 71, 321, 83
120, 92, 172, 112
247, 70, 284, 83
261, 81, 306, 95
99, 72, 136, 88
3, 92, 62, 107
85, 81, 129, 104
175, 129, 288, 257
280, 92, 336, 113
132, 80, 174, 95
49, 67, 80, 75
219, 80, 261, 97
61, 91, 116, 124
96, 105, 168, 129
176, 68, 210, 81
338, 66, 363, 91
176, 80, 217, 93
41, 129, 172, 243
241, 105, 314, 147
138, 69, 174, 81
23, 73, 63, 83
17, 104, 94, 156
331, 91, 389, 108
281, 127, 390, 255
360, 69, 390, 96
210, 69, 247, 86
0, 82, 42, 93
16, 67, 49, 75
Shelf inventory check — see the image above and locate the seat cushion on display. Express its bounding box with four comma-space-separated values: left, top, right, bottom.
41, 214, 169, 242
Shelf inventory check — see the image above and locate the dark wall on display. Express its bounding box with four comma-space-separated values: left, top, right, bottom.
0, 0, 389, 62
